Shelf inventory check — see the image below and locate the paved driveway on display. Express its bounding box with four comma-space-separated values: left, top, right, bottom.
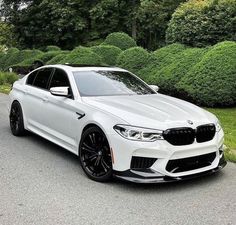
0, 93, 236, 225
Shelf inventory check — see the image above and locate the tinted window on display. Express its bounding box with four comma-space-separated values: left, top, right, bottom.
26, 70, 38, 85
49, 69, 70, 88
73, 70, 155, 97
33, 68, 53, 89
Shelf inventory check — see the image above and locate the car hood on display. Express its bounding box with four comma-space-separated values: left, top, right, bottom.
82, 94, 217, 130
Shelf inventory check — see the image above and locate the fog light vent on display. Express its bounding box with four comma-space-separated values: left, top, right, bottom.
131, 157, 157, 169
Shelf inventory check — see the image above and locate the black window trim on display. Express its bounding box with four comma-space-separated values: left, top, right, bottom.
26, 67, 54, 92
48, 68, 74, 100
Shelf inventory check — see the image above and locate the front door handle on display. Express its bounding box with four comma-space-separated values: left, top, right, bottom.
42, 97, 48, 102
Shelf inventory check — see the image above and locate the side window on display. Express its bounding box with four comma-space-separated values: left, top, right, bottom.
26, 70, 38, 85
49, 69, 70, 88
33, 68, 53, 90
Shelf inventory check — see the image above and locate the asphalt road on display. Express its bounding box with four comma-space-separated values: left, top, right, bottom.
0, 93, 236, 225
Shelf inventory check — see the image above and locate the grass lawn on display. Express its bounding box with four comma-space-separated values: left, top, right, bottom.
207, 108, 236, 162
0, 83, 235, 162
0, 84, 11, 94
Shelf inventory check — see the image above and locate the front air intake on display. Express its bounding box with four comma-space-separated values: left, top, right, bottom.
130, 157, 157, 169
166, 152, 216, 173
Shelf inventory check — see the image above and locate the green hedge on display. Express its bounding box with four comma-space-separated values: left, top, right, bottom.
45, 45, 61, 52
147, 47, 208, 95
91, 45, 122, 66
46, 52, 69, 64
58, 47, 103, 65
0, 72, 18, 85
177, 41, 236, 106
116, 47, 151, 74
137, 43, 187, 84
0, 49, 43, 71
103, 32, 137, 50
0, 48, 20, 71
166, 0, 236, 47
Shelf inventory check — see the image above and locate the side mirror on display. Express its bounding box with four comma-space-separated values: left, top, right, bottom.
149, 85, 159, 93
50, 86, 69, 97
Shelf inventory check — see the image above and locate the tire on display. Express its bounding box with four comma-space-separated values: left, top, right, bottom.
79, 126, 113, 182
9, 101, 26, 136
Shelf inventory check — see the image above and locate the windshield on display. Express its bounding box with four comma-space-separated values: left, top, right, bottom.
73, 70, 155, 97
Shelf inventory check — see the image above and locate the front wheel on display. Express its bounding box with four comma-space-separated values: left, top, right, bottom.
79, 126, 113, 182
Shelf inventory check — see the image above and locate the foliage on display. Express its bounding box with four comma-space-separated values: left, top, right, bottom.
58, 47, 103, 65
0, 49, 43, 71
0, 83, 12, 94
177, 41, 236, 106
45, 45, 61, 52
0, 21, 17, 47
0, 45, 8, 53
0, 72, 18, 85
2, 1, 186, 50
45, 47, 103, 65
103, 32, 137, 50
116, 47, 151, 74
46, 52, 69, 64
0, 47, 19, 70
166, 0, 236, 47
137, 43, 187, 83
85, 39, 104, 47
207, 108, 236, 162
137, 0, 186, 49
91, 45, 122, 66
149, 47, 208, 95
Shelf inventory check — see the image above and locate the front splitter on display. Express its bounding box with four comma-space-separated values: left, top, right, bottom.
113, 159, 227, 184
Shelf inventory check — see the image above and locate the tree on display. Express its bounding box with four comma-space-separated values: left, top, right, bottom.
0, 21, 17, 47
2, 0, 186, 49
136, 0, 187, 49
166, 0, 236, 47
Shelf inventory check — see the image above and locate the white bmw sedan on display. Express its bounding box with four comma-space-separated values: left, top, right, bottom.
9, 65, 226, 183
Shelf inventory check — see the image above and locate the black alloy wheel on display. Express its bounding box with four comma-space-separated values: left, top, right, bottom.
79, 126, 113, 182
9, 101, 26, 136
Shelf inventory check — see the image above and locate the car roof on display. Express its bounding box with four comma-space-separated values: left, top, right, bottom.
38, 64, 127, 73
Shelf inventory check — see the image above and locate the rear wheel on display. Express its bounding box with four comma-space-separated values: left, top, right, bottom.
9, 101, 26, 136
79, 126, 113, 182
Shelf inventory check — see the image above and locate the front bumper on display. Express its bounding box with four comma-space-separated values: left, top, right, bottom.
113, 155, 227, 183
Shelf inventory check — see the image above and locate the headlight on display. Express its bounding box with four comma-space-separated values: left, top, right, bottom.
216, 120, 222, 132
113, 125, 163, 142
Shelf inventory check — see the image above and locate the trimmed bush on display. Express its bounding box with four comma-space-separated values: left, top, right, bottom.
116, 47, 151, 74
46, 52, 69, 64
45, 45, 61, 52
15, 51, 68, 67
0, 72, 18, 85
58, 47, 103, 65
148, 47, 208, 95
7, 47, 19, 54
136, 43, 187, 84
2, 49, 43, 71
85, 39, 104, 47
166, 0, 236, 47
0, 48, 20, 71
177, 41, 236, 106
103, 32, 137, 50
91, 45, 122, 66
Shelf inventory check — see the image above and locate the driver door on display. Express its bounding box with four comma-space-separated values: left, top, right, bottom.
41, 68, 81, 151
